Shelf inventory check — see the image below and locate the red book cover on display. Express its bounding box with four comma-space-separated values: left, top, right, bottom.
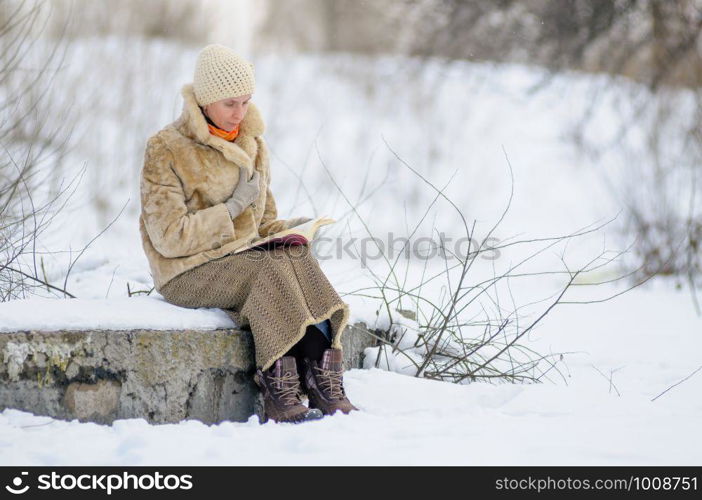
251, 233, 309, 250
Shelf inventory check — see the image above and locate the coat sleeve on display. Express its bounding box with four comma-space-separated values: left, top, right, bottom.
258, 186, 289, 236
140, 136, 236, 258
256, 136, 290, 237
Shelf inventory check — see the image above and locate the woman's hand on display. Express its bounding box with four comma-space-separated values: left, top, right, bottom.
286, 216, 313, 229
225, 168, 260, 219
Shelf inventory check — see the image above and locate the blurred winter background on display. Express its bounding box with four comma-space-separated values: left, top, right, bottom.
1, 0, 701, 464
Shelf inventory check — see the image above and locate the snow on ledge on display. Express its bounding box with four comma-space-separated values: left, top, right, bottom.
0, 296, 237, 332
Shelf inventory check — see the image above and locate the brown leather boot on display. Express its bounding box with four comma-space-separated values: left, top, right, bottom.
302, 348, 358, 416
254, 356, 323, 423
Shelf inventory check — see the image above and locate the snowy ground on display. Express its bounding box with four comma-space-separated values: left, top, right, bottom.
1, 40, 701, 465
1, 279, 700, 465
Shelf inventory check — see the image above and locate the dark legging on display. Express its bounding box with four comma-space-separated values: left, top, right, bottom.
284, 319, 332, 362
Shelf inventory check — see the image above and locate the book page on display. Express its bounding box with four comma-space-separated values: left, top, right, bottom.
288, 215, 335, 233
247, 215, 335, 247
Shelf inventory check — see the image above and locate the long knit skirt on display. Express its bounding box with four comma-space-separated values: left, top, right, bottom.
159, 244, 349, 371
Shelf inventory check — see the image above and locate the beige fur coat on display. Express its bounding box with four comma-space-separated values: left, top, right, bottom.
139, 83, 291, 292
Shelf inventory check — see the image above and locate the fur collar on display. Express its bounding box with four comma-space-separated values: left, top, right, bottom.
173, 83, 265, 172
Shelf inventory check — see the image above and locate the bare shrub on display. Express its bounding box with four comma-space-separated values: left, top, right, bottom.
317, 141, 658, 384
0, 0, 96, 300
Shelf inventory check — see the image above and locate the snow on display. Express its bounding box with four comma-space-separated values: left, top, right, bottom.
0, 296, 236, 332
3, 282, 699, 465
1, 38, 701, 465
2, 283, 700, 465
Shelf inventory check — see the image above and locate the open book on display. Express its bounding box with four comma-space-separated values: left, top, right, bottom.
230, 215, 336, 254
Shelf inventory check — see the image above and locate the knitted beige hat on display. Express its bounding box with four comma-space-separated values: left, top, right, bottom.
193, 44, 255, 106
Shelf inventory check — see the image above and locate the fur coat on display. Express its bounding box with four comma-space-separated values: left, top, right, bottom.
139, 83, 290, 292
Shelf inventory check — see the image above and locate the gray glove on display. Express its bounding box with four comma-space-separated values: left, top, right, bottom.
225, 169, 260, 219
286, 216, 313, 229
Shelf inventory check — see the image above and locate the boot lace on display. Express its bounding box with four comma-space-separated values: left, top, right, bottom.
314, 366, 345, 400
270, 371, 301, 405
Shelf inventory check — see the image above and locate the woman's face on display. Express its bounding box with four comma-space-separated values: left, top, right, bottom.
203, 94, 252, 131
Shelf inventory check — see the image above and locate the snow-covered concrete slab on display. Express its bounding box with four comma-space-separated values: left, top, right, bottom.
0, 296, 236, 332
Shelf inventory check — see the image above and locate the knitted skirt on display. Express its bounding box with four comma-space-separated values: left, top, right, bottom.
158, 244, 350, 371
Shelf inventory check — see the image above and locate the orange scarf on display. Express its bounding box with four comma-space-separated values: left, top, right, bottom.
207, 122, 240, 141
201, 106, 240, 141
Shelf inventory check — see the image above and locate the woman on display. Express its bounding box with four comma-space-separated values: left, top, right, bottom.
138, 44, 357, 423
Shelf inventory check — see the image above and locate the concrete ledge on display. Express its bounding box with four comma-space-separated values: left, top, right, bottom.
0, 322, 376, 425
